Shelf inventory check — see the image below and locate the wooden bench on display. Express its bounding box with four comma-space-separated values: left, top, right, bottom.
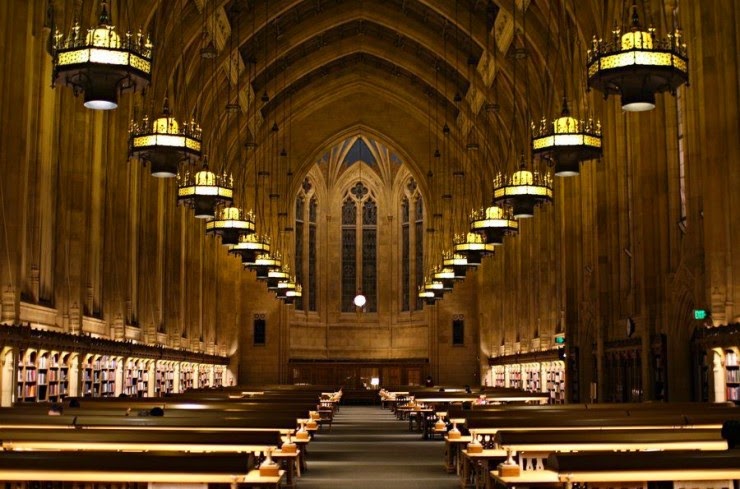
490, 451, 740, 489
0, 450, 285, 488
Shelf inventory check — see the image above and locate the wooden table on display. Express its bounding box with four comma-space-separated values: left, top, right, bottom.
272, 449, 300, 488
460, 448, 507, 489
488, 469, 560, 489
444, 435, 472, 474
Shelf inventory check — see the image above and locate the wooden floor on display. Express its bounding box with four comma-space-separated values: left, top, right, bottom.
298, 405, 459, 489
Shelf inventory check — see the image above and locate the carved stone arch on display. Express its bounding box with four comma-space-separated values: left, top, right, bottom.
294, 124, 430, 202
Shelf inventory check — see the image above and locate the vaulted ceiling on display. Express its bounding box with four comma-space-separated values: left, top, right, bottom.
61, 0, 628, 228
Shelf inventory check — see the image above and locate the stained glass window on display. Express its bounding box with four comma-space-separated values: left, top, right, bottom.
309, 197, 317, 311
342, 198, 357, 312
415, 196, 424, 310
362, 199, 377, 312
402, 197, 410, 312
295, 197, 304, 310
677, 89, 687, 233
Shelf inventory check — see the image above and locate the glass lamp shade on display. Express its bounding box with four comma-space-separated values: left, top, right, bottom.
177, 167, 233, 218
228, 234, 270, 264
470, 205, 519, 245
52, 3, 153, 110
492, 167, 553, 219
586, 9, 689, 112
83, 82, 118, 109
453, 232, 495, 265
531, 100, 603, 177
246, 254, 282, 279
205, 206, 255, 245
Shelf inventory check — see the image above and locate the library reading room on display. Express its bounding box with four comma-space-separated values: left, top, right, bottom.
0, 0, 739, 487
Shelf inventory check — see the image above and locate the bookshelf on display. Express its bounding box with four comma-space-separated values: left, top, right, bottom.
508, 364, 522, 390
155, 361, 175, 396
493, 366, 505, 388
180, 363, 194, 392
545, 361, 566, 404
213, 365, 223, 388
198, 364, 210, 388
16, 349, 38, 402
523, 363, 541, 393
124, 358, 149, 397
100, 356, 118, 397
725, 348, 739, 402
47, 352, 70, 401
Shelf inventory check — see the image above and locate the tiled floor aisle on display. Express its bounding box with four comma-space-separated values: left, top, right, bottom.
296, 405, 459, 489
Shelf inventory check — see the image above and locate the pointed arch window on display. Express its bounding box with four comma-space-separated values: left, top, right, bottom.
295, 196, 304, 310
341, 182, 377, 312
400, 178, 423, 311
401, 197, 410, 312
414, 196, 424, 310
295, 178, 317, 312
308, 197, 317, 311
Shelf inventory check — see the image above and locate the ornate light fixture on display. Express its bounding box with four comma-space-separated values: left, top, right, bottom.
205, 206, 255, 245
532, 98, 603, 177
129, 98, 202, 178
417, 286, 436, 304
266, 266, 290, 291
453, 232, 495, 266
246, 253, 282, 280
443, 251, 475, 279
492, 159, 554, 219
275, 276, 296, 296
470, 205, 519, 245
228, 233, 271, 264
432, 266, 457, 291
177, 163, 232, 218
281, 282, 302, 303
586, 1, 688, 111
51, 0, 152, 110
417, 278, 444, 304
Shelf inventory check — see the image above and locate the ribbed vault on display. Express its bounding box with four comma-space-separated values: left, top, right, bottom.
96, 0, 613, 254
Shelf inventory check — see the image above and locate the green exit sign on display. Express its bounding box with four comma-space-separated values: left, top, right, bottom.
694, 309, 707, 320
554, 336, 566, 344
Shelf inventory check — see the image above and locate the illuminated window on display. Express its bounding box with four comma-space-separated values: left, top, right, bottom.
295, 179, 317, 312
677, 88, 687, 233
308, 197, 317, 311
415, 195, 424, 310
295, 196, 304, 310
401, 197, 410, 312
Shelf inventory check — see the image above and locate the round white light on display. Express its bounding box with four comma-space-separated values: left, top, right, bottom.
622, 101, 656, 112
353, 293, 366, 308
84, 99, 118, 110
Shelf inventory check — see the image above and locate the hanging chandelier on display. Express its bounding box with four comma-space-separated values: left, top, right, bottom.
470, 205, 519, 245
424, 277, 445, 297
586, 1, 688, 111
492, 159, 553, 219
532, 98, 602, 177
453, 232, 495, 265
205, 206, 255, 245
228, 233, 271, 264
276, 276, 298, 298
281, 282, 302, 303
417, 286, 437, 304
177, 163, 232, 219
443, 251, 475, 279
130, 98, 202, 177
246, 253, 282, 279
51, 0, 152, 110
266, 266, 291, 291
432, 266, 457, 291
